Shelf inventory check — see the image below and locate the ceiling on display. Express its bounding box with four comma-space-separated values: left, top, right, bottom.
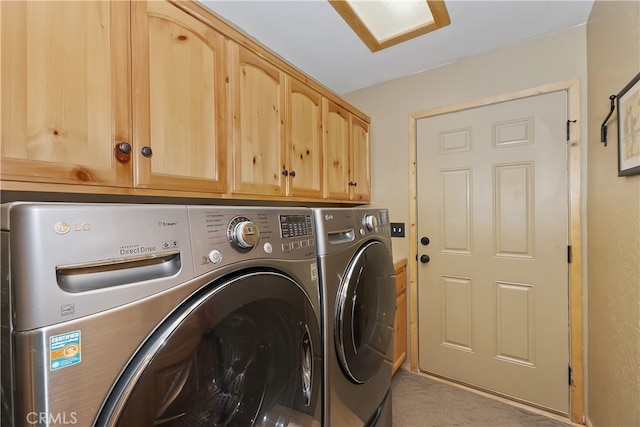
198, 0, 594, 96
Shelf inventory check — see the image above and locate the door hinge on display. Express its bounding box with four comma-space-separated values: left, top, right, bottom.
567, 119, 577, 141
568, 366, 573, 386
567, 245, 572, 263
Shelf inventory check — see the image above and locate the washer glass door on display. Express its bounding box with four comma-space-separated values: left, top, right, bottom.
335, 241, 396, 384
97, 271, 321, 427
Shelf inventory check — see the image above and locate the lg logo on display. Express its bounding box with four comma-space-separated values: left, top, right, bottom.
54, 222, 91, 235
54, 222, 70, 235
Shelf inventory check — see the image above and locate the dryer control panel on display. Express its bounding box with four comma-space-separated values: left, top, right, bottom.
353, 208, 391, 237
313, 208, 392, 256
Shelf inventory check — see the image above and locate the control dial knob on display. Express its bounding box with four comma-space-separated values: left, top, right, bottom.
362, 214, 378, 231
227, 217, 260, 251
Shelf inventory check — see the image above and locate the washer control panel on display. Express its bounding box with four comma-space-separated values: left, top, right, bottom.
279, 214, 314, 254
187, 206, 316, 276
279, 214, 313, 238
227, 216, 260, 251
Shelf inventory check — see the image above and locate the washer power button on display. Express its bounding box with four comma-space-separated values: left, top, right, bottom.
208, 249, 222, 264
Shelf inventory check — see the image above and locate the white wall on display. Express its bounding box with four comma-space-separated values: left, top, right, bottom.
343, 25, 588, 263
586, 1, 640, 426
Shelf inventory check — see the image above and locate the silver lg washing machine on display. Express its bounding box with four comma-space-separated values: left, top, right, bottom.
1, 202, 322, 426
313, 207, 396, 426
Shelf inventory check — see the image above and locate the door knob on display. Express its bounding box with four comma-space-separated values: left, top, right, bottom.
420, 254, 430, 264
420, 237, 430, 246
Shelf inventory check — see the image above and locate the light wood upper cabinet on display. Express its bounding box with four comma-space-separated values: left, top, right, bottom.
323, 99, 351, 200
286, 78, 323, 198
132, 1, 227, 193
0, 0, 228, 194
323, 99, 371, 201
1, 0, 370, 203
350, 115, 371, 201
1, 1, 132, 187
229, 42, 286, 196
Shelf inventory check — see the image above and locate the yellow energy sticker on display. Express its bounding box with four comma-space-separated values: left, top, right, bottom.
50, 330, 81, 371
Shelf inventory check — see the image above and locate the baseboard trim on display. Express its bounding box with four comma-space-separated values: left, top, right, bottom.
412, 369, 583, 426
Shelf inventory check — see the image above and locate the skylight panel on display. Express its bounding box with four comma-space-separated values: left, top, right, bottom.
329, 0, 450, 52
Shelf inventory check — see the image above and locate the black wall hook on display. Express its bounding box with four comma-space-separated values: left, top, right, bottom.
600, 94, 617, 146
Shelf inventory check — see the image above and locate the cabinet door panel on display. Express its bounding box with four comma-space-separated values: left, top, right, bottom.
393, 260, 408, 374
394, 292, 407, 373
351, 115, 371, 201
323, 99, 350, 200
133, 1, 226, 193
230, 43, 286, 196
1, 1, 131, 186
288, 78, 322, 198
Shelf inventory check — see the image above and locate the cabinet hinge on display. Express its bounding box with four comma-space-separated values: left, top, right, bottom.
567, 119, 577, 141
567, 245, 572, 264
568, 366, 573, 386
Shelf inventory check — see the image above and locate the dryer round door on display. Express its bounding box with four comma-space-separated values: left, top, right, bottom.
335, 241, 396, 384
96, 271, 321, 427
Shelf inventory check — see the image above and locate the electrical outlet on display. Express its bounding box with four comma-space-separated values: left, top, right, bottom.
390, 222, 405, 237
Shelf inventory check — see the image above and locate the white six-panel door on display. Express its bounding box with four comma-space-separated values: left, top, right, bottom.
416, 91, 569, 413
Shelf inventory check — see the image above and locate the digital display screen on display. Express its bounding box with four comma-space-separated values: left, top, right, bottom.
378, 210, 389, 226
279, 214, 312, 238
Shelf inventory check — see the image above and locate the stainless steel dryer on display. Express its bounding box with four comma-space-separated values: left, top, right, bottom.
313, 207, 396, 426
1, 202, 322, 427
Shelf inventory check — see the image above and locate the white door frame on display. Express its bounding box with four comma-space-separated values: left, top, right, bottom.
407, 79, 583, 423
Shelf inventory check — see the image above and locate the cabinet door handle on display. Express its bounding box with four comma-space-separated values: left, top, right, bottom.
282, 169, 289, 177
117, 142, 131, 154
141, 146, 153, 157
290, 170, 296, 177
